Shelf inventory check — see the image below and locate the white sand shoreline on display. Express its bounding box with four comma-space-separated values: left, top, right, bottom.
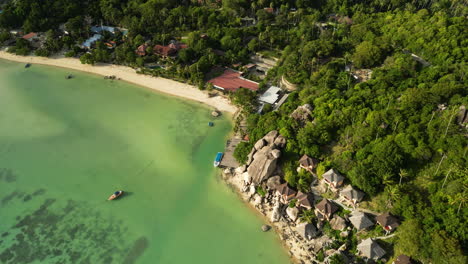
0, 51, 237, 114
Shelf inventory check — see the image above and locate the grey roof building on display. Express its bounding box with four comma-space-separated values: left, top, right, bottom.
314, 199, 339, 221
357, 238, 386, 260
322, 169, 345, 190
299, 154, 319, 172
340, 185, 365, 206
349, 212, 374, 230
376, 212, 400, 232
276, 183, 297, 204
295, 191, 314, 209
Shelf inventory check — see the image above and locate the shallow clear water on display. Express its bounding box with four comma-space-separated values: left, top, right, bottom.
0, 60, 290, 264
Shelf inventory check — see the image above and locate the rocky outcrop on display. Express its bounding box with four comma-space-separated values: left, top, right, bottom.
458, 105, 468, 126
261, 225, 271, 232
244, 130, 286, 185
290, 104, 313, 125
286, 207, 299, 222
266, 176, 281, 190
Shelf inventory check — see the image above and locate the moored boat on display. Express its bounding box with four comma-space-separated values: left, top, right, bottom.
108, 190, 124, 200
214, 152, 223, 167
25, 63, 31, 68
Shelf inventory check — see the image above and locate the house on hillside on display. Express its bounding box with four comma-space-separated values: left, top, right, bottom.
22, 32, 38, 41
314, 199, 339, 221
22, 32, 44, 48
349, 212, 374, 231
136, 43, 148, 56
393, 255, 412, 264
81, 34, 102, 49
322, 168, 345, 191
9, 29, 22, 36
276, 183, 297, 204
207, 68, 259, 92
298, 154, 319, 174
258, 86, 281, 105
295, 191, 314, 210
376, 212, 400, 233
357, 238, 386, 260
153, 41, 187, 58
296, 223, 319, 240
340, 185, 365, 207
91, 25, 117, 34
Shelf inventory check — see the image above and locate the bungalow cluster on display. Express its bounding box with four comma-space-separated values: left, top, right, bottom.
237, 150, 406, 262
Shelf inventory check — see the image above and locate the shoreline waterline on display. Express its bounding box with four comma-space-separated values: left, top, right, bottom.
0, 50, 237, 114
0, 61, 290, 263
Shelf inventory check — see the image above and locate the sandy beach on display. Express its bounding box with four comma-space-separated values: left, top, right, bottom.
0, 50, 237, 114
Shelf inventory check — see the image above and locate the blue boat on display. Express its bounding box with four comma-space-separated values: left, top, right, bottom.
214, 152, 223, 167
208, 122, 214, 127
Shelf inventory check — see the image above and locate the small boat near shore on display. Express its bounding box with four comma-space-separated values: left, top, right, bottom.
108, 190, 124, 200
25, 63, 31, 68
66, 74, 73, 79
214, 152, 223, 167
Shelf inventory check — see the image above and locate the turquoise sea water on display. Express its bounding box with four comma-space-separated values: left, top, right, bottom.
0, 60, 290, 264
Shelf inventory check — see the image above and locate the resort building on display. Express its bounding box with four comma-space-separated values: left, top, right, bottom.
348, 212, 374, 231
81, 34, 102, 49
258, 86, 281, 104
207, 68, 259, 92
91, 25, 117, 34
314, 199, 338, 221
136, 43, 148, 56
22, 32, 38, 41
340, 185, 365, 207
153, 41, 187, 58
296, 223, 319, 240
376, 212, 400, 233
298, 154, 319, 174
357, 238, 386, 260
322, 168, 345, 191
393, 255, 412, 264
295, 191, 314, 210
275, 183, 297, 204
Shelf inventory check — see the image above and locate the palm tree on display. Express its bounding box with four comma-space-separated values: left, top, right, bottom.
449, 186, 467, 215
398, 169, 409, 185
299, 209, 316, 224
382, 172, 395, 186
385, 185, 401, 207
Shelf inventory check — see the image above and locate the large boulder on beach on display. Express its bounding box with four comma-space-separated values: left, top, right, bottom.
247, 148, 279, 184
271, 205, 281, 222
274, 136, 287, 148
266, 176, 281, 190
254, 139, 266, 150
244, 131, 287, 185
286, 207, 299, 222
246, 148, 256, 165
263, 130, 279, 145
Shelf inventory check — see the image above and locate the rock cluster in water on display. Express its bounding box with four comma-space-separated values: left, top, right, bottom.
244, 130, 286, 185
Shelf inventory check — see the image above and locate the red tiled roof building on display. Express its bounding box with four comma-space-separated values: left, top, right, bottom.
208, 69, 259, 92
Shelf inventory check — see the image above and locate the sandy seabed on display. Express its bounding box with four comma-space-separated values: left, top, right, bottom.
0, 50, 237, 114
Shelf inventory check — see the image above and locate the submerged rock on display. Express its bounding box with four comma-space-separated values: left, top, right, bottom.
261, 225, 271, 232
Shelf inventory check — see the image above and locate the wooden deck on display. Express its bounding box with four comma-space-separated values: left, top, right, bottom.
220, 137, 242, 168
